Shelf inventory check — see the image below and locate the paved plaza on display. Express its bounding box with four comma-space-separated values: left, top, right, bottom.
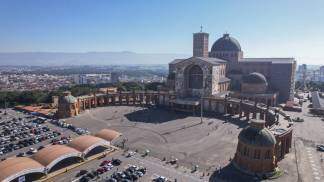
65, 106, 245, 172
61, 103, 324, 182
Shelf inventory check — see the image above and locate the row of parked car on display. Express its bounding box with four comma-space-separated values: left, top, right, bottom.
50, 119, 89, 135
51, 136, 72, 145
100, 164, 146, 182
0, 130, 61, 156
77, 158, 124, 182
0, 111, 64, 157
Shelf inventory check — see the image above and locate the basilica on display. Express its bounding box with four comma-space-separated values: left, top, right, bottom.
167, 31, 296, 106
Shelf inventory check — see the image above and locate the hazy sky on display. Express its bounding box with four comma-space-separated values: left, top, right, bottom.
0, 0, 324, 64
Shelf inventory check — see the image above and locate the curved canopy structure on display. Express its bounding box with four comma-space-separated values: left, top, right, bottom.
95, 129, 122, 142
0, 157, 45, 182
68, 135, 109, 156
31, 145, 82, 170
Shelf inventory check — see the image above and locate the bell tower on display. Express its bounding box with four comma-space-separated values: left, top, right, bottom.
193, 26, 209, 58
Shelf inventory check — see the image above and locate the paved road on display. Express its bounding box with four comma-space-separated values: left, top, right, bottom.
285, 96, 324, 182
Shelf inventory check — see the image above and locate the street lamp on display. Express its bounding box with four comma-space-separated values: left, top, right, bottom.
200, 95, 203, 124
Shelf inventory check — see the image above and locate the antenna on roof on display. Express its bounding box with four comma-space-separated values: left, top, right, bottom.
200, 25, 203, 32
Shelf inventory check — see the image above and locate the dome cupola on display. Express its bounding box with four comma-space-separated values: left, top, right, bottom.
211, 33, 241, 52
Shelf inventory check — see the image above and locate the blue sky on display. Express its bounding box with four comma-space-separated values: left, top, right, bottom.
0, 0, 324, 64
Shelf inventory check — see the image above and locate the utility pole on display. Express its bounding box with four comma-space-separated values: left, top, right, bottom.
200, 97, 203, 123
4, 98, 7, 115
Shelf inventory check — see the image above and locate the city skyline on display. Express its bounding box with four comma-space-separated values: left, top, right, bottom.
1, 0, 324, 64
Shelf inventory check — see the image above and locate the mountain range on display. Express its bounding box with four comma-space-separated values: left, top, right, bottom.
0, 52, 189, 66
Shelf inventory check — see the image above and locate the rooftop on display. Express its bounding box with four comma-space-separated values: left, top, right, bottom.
169, 57, 226, 65
0, 157, 44, 182
241, 58, 296, 64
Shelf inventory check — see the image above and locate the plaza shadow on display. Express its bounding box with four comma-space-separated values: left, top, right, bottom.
124, 106, 189, 124
204, 112, 249, 129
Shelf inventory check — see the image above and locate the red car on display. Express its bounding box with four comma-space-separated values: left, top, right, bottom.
96, 167, 107, 174
100, 160, 112, 166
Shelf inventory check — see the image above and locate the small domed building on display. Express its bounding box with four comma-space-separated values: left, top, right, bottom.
233, 119, 278, 175
230, 72, 278, 106
56, 91, 79, 118
241, 72, 268, 94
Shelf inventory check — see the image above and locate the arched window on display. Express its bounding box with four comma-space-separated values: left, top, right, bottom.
189, 65, 203, 89
243, 146, 248, 156
265, 150, 271, 159
254, 149, 261, 159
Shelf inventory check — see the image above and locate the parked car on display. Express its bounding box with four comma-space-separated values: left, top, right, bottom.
100, 160, 112, 166
317, 145, 324, 152
27, 148, 37, 154
16, 152, 25, 157
153, 176, 168, 182
112, 158, 122, 166
76, 169, 88, 177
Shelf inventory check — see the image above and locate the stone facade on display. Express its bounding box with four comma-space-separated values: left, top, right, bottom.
233, 119, 277, 175
208, 34, 296, 103
193, 32, 209, 58
56, 91, 79, 118
169, 57, 229, 98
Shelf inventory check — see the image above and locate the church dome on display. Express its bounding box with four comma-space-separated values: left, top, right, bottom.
242, 72, 267, 84
211, 33, 241, 52
238, 119, 276, 147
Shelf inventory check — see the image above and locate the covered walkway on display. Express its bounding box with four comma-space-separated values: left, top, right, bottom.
68, 135, 110, 157
31, 145, 82, 172
0, 157, 45, 182
0, 128, 121, 181
95, 128, 122, 143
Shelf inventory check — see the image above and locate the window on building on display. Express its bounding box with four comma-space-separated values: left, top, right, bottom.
265, 150, 271, 159
243, 146, 248, 156
254, 149, 261, 159
188, 65, 203, 89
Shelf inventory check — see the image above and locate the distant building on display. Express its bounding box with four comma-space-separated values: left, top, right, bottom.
74, 74, 88, 85
98, 87, 118, 94
111, 72, 120, 83
296, 64, 307, 81
320, 66, 324, 82
73, 74, 80, 84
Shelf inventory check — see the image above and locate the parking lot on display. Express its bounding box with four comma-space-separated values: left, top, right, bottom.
0, 109, 89, 160
50, 150, 205, 182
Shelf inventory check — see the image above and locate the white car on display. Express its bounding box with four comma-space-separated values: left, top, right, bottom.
29, 148, 38, 154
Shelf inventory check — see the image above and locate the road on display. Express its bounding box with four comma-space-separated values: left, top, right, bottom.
284, 96, 324, 182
